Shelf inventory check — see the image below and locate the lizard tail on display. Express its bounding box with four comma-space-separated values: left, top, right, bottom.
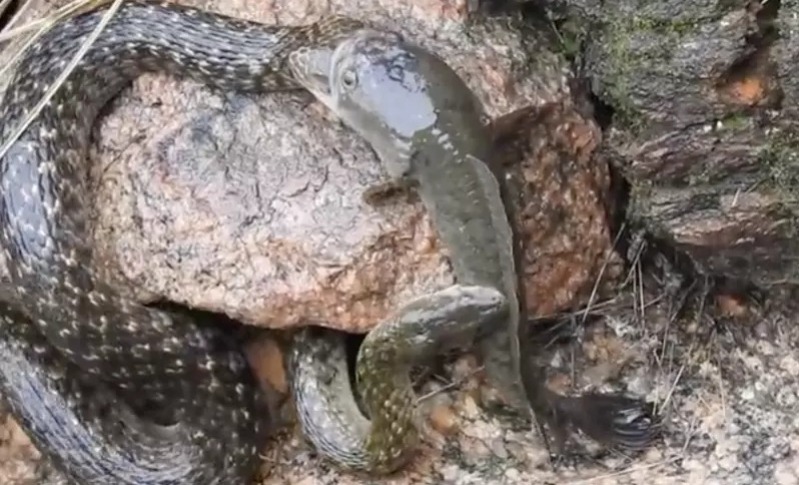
545, 390, 662, 452
521, 360, 660, 454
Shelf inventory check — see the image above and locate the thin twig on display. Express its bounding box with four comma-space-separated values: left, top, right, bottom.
415, 365, 483, 404
711, 336, 728, 424
565, 454, 683, 484
660, 357, 687, 411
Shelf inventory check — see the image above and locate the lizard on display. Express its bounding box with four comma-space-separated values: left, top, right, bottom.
287, 26, 660, 456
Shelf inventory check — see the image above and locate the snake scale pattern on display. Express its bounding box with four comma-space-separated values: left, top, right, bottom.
0, 1, 497, 482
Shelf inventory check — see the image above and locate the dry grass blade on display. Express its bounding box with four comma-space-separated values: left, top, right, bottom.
1, 0, 35, 35
0, 0, 97, 40
0, 0, 122, 162
0, 0, 14, 23
0, 16, 48, 41
0, 0, 111, 91
1, 19, 57, 81
659, 356, 686, 411
579, 221, 626, 327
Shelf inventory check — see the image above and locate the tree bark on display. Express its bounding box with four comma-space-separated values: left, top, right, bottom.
541, 0, 799, 288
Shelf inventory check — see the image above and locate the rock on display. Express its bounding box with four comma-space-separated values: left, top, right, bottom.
246, 337, 288, 395
428, 403, 460, 435
495, 102, 623, 316
1, 0, 618, 332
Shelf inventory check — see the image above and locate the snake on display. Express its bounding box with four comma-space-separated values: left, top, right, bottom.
0, 1, 507, 482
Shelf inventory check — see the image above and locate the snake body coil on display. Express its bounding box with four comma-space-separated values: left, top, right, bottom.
0, 2, 369, 483
0, 0, 504, 480
0, 2, 502, 481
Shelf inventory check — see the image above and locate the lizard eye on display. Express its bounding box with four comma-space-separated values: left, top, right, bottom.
340, 68, 358, 90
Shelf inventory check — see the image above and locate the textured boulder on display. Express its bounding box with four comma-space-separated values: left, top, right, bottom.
0, 0, 618, 331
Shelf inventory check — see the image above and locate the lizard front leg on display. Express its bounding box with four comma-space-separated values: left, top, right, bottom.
360, 174, 420, 206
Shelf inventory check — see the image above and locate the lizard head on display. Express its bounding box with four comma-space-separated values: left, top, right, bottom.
288, 28, 485, 180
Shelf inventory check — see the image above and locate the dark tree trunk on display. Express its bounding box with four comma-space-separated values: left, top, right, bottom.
515, 0, 799, 290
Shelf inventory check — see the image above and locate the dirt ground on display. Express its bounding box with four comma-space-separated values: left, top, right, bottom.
2, 277, 798, 485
